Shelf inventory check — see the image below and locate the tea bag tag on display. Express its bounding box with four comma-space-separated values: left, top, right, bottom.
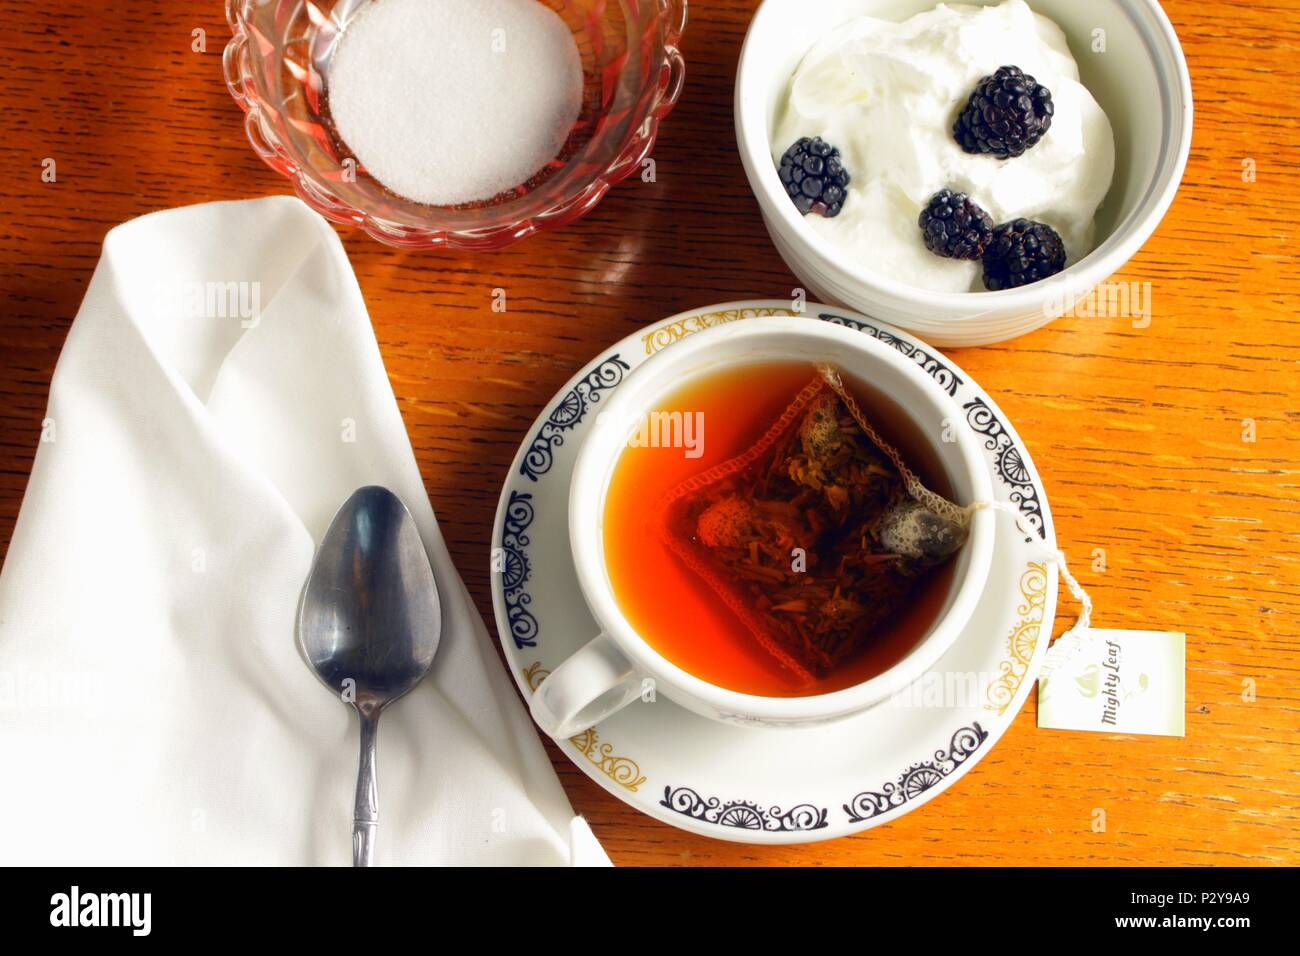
1037, 630, 1186, 737
966, 501, 1186, 738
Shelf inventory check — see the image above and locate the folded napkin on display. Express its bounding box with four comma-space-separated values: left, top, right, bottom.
0, 197, 608, 866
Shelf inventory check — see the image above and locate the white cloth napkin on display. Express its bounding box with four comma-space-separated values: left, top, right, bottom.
0, 196, 608, 866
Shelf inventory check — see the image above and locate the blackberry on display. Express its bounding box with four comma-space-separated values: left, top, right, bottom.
778, 137, 851, 217
918, 189, 994, 260
981, 218, 1067, 290
953, 66, 1054, 159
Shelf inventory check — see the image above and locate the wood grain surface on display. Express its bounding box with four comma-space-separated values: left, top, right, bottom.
1, 0, 1297, 866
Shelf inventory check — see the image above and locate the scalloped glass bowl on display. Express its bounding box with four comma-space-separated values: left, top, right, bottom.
224, 0, 687, 250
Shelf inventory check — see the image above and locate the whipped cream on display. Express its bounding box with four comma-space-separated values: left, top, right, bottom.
771, 0, 1115, 293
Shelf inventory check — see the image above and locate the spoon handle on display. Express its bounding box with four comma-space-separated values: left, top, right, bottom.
352, 711, 379, 867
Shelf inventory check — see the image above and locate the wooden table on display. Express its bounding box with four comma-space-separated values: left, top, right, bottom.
1, 0, 1296, 866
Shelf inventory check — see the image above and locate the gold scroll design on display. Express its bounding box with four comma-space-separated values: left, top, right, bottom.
522, 662, 647, 792
641, 307, 793, 355
984, 562, 1048, 715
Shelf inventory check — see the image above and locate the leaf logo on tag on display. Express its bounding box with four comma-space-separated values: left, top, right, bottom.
1074, 665, 1100, 698
1126, 673, 1150, 700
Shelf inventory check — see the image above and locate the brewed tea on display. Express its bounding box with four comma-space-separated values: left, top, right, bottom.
603, 360, 963, 697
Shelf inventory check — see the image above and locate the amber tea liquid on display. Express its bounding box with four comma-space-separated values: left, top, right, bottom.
602, 360, 957, 697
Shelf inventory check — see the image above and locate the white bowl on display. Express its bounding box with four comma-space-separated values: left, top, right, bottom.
735, 0, 1194, 347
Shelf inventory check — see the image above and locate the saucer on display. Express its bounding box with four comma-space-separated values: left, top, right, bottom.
489, 301, 1059, 843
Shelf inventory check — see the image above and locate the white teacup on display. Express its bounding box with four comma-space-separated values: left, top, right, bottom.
529, 317, 995, 737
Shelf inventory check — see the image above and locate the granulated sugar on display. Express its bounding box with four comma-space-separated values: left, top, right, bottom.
328, 0, 583, 206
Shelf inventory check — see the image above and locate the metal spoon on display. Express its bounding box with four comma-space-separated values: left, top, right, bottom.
297, 486, 442, 866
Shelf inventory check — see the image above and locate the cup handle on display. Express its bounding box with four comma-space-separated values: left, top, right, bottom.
529, 633, 643, 738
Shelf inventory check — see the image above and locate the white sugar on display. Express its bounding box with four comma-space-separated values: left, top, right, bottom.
328, 0, 583, 206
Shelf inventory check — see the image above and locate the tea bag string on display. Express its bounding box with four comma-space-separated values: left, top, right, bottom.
966, 500, 1095, 678
817, 364, 1093, 675
816, 364, 971, 527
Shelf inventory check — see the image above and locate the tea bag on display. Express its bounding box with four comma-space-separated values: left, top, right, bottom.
817, 364, 970, 565
878, 499, 968, 562
654, 365, 972, 684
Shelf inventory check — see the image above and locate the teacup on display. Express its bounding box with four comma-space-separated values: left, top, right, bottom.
529, 317, 995, 736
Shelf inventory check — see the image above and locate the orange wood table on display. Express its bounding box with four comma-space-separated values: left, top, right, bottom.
1, 0, 1296, 865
